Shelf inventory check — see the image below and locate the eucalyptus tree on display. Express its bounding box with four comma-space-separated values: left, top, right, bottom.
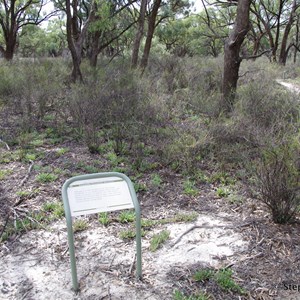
64, 0, 95, 82
0, 0, 55, 60
131, 0, 147, 68
222, 0, 251, 112
250, 0, 300, 63
87, 0, 138, 67
139, 0, 190, 69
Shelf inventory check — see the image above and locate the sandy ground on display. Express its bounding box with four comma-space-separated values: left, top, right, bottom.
0, 213, 247, 300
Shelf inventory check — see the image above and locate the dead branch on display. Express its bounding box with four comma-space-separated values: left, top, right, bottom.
239, 69, 264, 78
224, 252, 264, 269
20, 160, 34, 188
241, 48, 273, 60
129, 253, 136, 275
172, 222, 253, 247
0, 138, 10, 150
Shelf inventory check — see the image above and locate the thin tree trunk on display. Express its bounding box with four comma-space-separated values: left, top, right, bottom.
294, 16, 299, 63
140, 0, 161, 69
131, 0, 147, 68
222, 0, 251, 113
66, 0, 83, 82
279, 0, 297, 65
89, 31, 101, 67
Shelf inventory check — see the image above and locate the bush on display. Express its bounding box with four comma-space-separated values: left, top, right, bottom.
0, 59, 67, 133
67, 65, 161, 155
208, 68, 300, 166
257, 143, 300, 224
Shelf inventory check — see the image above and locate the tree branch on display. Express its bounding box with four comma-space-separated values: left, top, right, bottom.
241, 48, 273, 60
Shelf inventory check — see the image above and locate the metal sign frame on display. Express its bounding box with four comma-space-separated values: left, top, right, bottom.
62, 172, 142, 292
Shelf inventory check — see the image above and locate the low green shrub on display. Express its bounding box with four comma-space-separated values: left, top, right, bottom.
256, 143, 300, 224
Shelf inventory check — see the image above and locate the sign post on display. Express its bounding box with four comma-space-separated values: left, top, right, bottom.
62, 172, 142, 292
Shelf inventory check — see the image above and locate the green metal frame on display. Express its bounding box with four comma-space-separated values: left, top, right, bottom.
62, 172, 142, 292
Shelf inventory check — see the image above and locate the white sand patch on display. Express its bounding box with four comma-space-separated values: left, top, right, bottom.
0, 214, 247, 299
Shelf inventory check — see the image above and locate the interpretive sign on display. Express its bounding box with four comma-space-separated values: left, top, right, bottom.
67, 177, 134, 216
62, 172, 142, 292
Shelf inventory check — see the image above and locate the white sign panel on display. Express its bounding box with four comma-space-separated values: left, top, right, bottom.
67, 177, 134, 216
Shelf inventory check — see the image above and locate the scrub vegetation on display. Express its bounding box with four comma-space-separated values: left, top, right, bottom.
0, 0, 300, 299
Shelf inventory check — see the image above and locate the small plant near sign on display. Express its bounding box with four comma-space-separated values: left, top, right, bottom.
193, 268, 245, 294
173, 290, 211, 300
118, 210, 135, 223
193, 269, 214, 282
73, 219, 88, 233
36, 172, 58, 183
120, 228, 145, 240
214, 268, 245, 293
56, 147, 69, 156
98, 212, 111, 226
151, 174, 163, 187
216, 187, 231, 198
42, 201, 65, 219
0, 169, 12, 180
183, 179, 198, 197
149, 230, 170, 252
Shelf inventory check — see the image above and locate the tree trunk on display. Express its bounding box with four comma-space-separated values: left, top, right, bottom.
140, 0, 162, 69
3, 46, 15, 60
131, 0, 147, 68
65, 0, 94, 82
279, 0, 297, 65
294, 16, 299, 63
2, 23, 17, 60
89, 31, 101, 67
66, 0, 83, 82
222, 0, 251, 113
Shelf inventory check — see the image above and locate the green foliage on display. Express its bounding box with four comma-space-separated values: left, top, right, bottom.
208, 172, 236, 186
183, 179, 198, 196
151, 174, 163, 187
42, 201, 65, 219
67, 67, 160, 156
141, 219, 157, 228
0, 169, 12, 180
193, 269, 214, 282
149, 230, 170, 252
216, 187, 231, 198
119, 229, 145, 240
73, 219, 89, 233
227, 193, 244, 205
214, 268, 245, 294
133, 181, 147, 193
173, 290, 210, 300
173, 212, 198, 223
98, 212, 111, 226
36, 173, 58, 183
16, 189, 39, 199
120, 229, 136, 240
56, 148, 69, 156
189, 268, 245, 296
256, 143, 300, 224
118, 210, 135, 223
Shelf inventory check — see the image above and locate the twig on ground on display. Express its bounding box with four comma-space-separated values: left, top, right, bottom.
20, 288, 33, 300
0, 138, 10, 151
224, 252, 263, 269
62, 246, 69, 256
172, 222, 253, 247
129, 253, 136, 275
20, 160, 34, 187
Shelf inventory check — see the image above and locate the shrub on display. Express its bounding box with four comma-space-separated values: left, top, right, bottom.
0, 60, 67, 134
67, 65, 161, 155
256, 144, 300, 224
